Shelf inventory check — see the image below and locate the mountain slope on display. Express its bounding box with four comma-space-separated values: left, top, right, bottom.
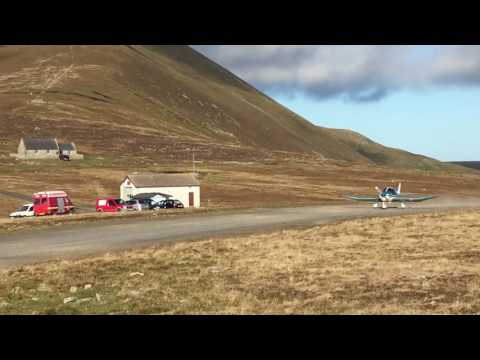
325, 128, 443, 170
450, 162, 480, 171
0, 45, 444, 169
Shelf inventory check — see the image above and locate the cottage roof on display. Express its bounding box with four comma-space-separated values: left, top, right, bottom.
58, 143, 75, 151
126, 174, 200, 188
23, 138, 58, 151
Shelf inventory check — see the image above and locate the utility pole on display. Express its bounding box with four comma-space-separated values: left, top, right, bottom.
192, 148, 196, 176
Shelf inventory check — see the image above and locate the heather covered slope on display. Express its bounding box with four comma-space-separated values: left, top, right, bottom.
451, 162, 480, 171
326, 128, 443, 170
0, 45, 446, 169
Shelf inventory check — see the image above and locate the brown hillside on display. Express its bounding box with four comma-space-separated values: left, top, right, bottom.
0, 45, 446, 169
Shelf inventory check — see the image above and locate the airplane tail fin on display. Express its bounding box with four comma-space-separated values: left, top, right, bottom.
397, 183, 402, 195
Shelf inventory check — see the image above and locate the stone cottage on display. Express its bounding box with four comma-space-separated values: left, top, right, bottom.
13, 137, 84, 160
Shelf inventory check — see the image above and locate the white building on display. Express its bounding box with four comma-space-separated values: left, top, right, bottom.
120, 173, 200, 208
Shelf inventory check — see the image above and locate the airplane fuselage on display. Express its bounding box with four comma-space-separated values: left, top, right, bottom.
374, 187, 405, 209
378, 187, 399, 202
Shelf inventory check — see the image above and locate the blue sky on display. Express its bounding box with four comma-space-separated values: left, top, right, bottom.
194, 46, 480, 161
273, 87, 480, 161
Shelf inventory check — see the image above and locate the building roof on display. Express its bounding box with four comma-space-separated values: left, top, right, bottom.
23, 138, 58, 151
126, 174, 200, 188
58, 143, 75, 151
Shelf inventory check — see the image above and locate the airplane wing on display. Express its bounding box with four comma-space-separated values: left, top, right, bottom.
347, 196, 379, 202
393, 195, 435, 203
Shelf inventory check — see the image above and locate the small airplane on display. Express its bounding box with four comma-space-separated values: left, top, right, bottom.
347, 183, 435, 209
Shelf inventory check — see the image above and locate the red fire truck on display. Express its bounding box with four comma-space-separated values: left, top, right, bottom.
32, 191, 75, 216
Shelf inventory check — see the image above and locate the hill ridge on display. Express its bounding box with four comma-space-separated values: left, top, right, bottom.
0, 45, 446, 170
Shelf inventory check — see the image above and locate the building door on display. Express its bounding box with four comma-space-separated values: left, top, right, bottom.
189, 192, 194, 207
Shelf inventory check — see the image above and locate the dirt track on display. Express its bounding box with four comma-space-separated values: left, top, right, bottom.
0, 197, 479, 269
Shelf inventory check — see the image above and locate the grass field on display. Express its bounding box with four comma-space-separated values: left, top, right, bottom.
2, 156, 480, 218
1, 209, 480, 315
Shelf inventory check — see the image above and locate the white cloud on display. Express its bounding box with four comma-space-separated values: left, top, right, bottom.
192, 45, 480, 102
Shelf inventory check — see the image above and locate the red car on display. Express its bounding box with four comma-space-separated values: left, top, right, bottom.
96, 198, 126, 213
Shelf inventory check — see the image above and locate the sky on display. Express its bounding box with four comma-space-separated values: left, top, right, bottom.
193, 46, 480, 161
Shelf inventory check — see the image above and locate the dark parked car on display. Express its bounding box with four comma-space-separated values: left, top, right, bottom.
131, 193, 172, 210
173, 200, 185, 208
154, 199, 184, 209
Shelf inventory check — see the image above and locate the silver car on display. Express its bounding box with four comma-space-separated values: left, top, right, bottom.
124, 199, 150, 212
